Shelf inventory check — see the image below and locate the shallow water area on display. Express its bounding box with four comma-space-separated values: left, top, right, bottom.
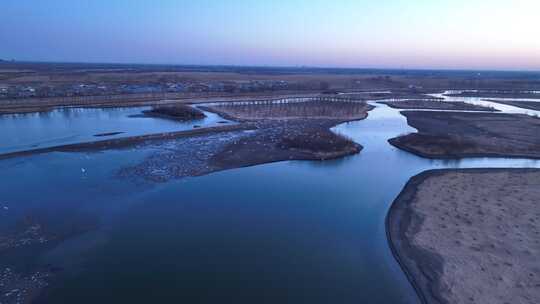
0, 106, 229, 154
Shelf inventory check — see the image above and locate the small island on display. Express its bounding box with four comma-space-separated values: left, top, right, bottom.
142, 104, 207, 121
118, 99, 373, 182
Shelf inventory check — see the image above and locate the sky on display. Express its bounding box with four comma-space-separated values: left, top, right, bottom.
1, 0, 539, 70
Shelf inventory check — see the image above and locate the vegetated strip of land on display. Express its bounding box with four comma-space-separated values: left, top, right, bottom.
0, 92, 323, 115
0, 90, 437, 115
389, 111, 540, 159
202, 99, 373, 121
137, 104, 207, 121
378, 99, 497, 111
387, 168, 540, 304
485, 99, 540, 111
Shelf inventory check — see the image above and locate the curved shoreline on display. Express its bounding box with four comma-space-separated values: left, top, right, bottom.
388, 135, 540, 160
386, 170, 443, 304
386, 168, 540, 304
388, 111, 540, 160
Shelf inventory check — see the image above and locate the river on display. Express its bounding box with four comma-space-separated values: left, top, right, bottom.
0, 95, 539, 303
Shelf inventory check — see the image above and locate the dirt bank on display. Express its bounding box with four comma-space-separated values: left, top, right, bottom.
445, 92, 540, 99
387, 169, 540, 304
379, 100, 497, 111
342, 91, 443, 101
389, 111, 540, 159
485, 99, 540, 111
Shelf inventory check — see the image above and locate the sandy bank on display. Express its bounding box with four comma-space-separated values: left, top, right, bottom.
389, 111, 540, 159
387, 169, 540, 304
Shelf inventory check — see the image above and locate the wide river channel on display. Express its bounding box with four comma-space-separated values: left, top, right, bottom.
0, 95, 539, 303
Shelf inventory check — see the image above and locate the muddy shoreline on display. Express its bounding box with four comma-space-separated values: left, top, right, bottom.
0, 124, 252, 160
386, 169, 446, 304
378, 100, 497, 111
485, 99, 540, 111
387, 168, 540, 304
389, 111, 540, 159
445, 92, 540, 99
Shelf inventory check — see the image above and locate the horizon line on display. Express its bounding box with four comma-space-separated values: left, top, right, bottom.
2, 59, 540, 74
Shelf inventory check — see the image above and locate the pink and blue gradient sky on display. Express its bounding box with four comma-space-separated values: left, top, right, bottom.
1, 0, 539, 70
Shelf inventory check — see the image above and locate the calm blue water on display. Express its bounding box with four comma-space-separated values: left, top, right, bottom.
0, 101, 539, 303
0, 106, 229, 154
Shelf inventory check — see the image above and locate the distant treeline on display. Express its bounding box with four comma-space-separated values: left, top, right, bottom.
2, 61, 539, 80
